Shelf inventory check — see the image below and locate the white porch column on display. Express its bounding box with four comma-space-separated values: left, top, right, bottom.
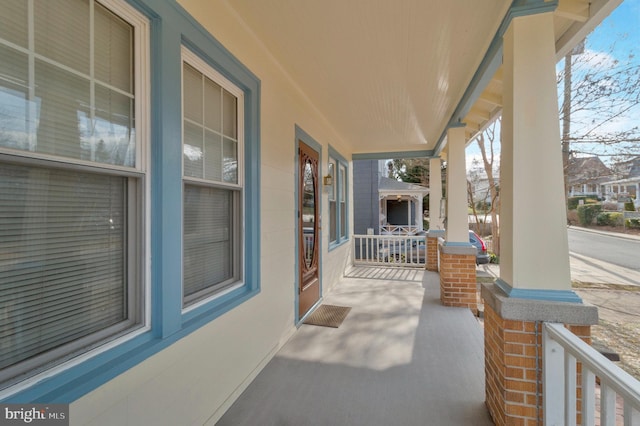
439, 125, 476, 312
429, 157, 444, 230
444, 125, 469, 244
414, 197, 422, 230
484, 11, 598, 426
499, 11, 577, 299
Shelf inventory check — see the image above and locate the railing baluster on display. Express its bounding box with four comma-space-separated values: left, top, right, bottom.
565, 352, 577, 425
601, 383, 616, 426
352, 234, 426, 267
543, 325, 565, 426
581, 367, 596, 426
624, 403, 640, 426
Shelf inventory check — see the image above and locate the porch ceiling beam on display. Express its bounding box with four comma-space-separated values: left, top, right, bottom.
477, 91, 503, 108
466, 107, 492, 124
555, 0, 624, 59
434, 0, 559, 154
556, 0, 590, 22
466, 107, 503, 145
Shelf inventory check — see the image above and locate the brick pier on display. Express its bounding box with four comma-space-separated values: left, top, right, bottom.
438, 244, 478, 315
482, 283, 598, 425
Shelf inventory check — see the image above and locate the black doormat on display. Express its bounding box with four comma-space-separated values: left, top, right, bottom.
303, 304, 352, 328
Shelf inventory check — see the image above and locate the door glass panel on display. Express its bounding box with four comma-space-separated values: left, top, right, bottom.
302, 159, 316, 268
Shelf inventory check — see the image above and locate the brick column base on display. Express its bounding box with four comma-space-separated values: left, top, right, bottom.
426, 236, 439, 271
438, 244, 477, 315
426, 230, 444, 272
482, 284, 597, 426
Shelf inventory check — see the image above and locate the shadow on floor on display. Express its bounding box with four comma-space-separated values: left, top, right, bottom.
216, 270, 493, 426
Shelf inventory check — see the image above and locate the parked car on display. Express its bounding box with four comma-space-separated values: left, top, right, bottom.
378, 230, 490, 265
469, 230, 490, 265
378, 237, 426, 264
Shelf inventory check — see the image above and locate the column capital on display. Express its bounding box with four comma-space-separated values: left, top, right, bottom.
499, 0, 558, 37
448, 121, 467, 130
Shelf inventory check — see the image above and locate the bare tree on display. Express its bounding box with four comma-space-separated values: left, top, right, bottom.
473, 119, 501, 256
559, 34, 640, 185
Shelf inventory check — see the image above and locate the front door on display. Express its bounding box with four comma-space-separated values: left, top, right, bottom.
298, 141, 320, 319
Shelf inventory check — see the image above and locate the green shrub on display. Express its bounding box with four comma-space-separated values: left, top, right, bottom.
568, 197, 584, 210
624, 201, 636, 211
489, 252, 499, 264
626, 218, 640, 229
568, 196, 599, 210
577, 204, 601, 226
596, 212, 623, 226
475, 200, 491, 211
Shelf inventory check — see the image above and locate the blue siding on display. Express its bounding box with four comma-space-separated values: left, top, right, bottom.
352, 160, 380, 235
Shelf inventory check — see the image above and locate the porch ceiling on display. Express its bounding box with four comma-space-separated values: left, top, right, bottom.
225, 0, 619, 156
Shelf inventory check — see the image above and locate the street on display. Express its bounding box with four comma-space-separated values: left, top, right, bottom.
568, 227, 640, 272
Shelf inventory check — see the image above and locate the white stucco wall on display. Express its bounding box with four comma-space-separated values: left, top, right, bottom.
70, 1, 355, 424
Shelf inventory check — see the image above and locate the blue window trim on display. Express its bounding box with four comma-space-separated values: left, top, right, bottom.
328, 146, 349, 250
2, 0, 261, 403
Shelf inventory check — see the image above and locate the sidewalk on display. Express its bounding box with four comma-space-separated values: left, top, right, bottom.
477, 254, 640, 286
477, 226, 640, 286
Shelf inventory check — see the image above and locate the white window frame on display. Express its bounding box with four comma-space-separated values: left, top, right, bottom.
328, 149, 349, 248
181, 47, 245, 311
0, 0, 150, 394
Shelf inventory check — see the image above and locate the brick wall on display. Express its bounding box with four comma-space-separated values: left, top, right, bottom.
426, 236, 438, 271
438, 246, 477, 314
484, 304, 592, 425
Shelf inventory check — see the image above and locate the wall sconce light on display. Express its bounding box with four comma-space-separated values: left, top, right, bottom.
323, 175, 333, 186
396, 194, 402, 201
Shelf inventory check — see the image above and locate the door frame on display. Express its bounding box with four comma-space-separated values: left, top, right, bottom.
294, 125, 323, 324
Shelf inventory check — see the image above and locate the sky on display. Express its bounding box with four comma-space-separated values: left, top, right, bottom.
466, 0, 640, 171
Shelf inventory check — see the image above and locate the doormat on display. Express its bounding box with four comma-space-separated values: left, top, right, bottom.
304, 304, 352, 328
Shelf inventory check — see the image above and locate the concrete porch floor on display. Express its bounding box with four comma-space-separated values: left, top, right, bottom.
217, 268, 493, 426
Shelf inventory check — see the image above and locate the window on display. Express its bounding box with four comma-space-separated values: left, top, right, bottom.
182, 48, 243, 308
0, 0, 147, 388
328, 148, 348, 247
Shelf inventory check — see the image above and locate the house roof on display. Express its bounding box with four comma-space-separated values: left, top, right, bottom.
378, 177, 429, 195
226, 0, 616, 156
612, 156, 640, 179
567, 156, 613, 185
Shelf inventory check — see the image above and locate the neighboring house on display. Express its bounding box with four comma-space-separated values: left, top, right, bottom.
353, 160, 429, 235
566, 156, 613, 198
467, 166, 499, 207
602, 156, 640, 206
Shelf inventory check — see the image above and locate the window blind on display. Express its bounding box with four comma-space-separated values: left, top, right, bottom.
0, 163, 127, 371
183, 185, 233, 302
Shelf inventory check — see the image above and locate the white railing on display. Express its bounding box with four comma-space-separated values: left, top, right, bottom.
353, 234, 426, 268
380, 225, 421, 235
543, 322, 640, 426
